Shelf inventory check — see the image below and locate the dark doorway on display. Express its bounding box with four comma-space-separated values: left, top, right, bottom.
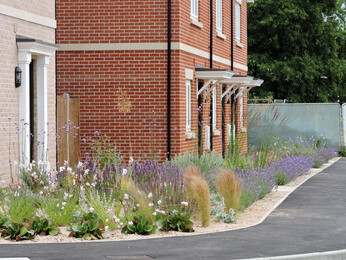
29, 59, 34, 162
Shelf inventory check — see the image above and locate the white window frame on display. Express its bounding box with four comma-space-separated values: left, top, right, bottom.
235, 1, 241, 42
191, 0, 199, 20
216, 0, 222, 33
239, 89, 244, 127
186, 80, 192, 132
205, 125, 211, 150
212, 87, 217, 130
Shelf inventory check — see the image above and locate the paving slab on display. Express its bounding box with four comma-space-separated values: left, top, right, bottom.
0, 158, 345, 260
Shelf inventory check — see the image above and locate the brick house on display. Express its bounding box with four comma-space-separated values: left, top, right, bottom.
56, 0, 262, 163
0, 1, 57, 182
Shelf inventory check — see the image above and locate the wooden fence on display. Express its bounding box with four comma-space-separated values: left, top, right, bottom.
57, 94, 80, 166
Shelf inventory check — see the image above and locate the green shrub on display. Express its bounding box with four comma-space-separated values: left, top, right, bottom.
2, 191, 37, 223
0, 216, 10, 229
1, 223, 35, 241
158, 211, 194, 232
31, 217, 60, 236
68, 212, 105, 240
39, 191, 79, 226
275, 171, 290, 186
340, 146, 346, 157
122, 216, 157, 235
210, 193, 236, 223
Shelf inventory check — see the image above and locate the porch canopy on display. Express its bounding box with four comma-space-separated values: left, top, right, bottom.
220, 75, 254, 100
235, 78, 264, 100
195, 67, 234, 99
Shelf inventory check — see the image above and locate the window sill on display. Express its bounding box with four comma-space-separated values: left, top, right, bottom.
213, 129, 221, 136
236, 41, 243, 48
190, 18, 203, 29
216, 31, 226, 40
186, 131, 196, 140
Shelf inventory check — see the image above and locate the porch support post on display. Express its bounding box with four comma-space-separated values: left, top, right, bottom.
17, 51, 31, 168
37, 55, 49, 167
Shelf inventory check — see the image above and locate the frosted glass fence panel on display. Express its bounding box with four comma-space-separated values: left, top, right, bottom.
248, 103, 341, 147
343, 104, 346, 146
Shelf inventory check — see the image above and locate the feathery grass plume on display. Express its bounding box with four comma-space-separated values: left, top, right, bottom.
183, 165, 211, 227
216, 169, 242, 213
121, 177, 152, 223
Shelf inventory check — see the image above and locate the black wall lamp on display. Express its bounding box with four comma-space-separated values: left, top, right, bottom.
15, 66, 22, 88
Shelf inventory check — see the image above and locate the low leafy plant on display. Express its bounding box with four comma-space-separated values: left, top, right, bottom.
210, 193, 236, 223
1, 223, 35, 241
0, 216, 10, 229
275, 171, 290, 186
122, 215, 157, 235
31, 217, 60, 236
340, 146, 346, 157
158, 211, 194, 232
68, 212, 105, 240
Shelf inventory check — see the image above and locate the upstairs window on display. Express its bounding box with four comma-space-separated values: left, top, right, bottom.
212, 87, 217, 129
235, 1, 241, 42
191, 0, 198, 20
186, 80, 192, 132
216, 0, 222, 33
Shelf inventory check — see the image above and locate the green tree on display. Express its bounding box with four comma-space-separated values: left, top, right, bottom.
248, 0, 345, 103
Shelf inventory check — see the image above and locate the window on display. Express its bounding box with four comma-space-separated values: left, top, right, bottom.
191, 0, 198, 20
212, 87, 217, 129
235, 2, 241, 42
216, 0, 222, 33
205, 125, 210, 150
239, 88, 244, 127
186, 80, 192, 132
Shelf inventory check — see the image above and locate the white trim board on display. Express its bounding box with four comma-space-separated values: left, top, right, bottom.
59, 42, 248, 72
0, 4, 56, 28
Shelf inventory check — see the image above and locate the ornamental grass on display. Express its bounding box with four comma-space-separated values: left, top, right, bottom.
216, 169, 242, 213
183, 165, 211, 227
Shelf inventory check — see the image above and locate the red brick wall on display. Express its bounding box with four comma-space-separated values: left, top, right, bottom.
56, 0, 249, 162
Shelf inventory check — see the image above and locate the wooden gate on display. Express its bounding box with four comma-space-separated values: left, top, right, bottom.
57, 94, 80, 166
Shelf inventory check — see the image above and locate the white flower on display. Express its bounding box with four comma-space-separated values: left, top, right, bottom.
129, 157, 134, 165
78, 161, 83, 168
64, 160, 69, 166
73, 179, 76, 186
157, 200, 162, 205
90, 207, 94, 212
44, 186, 48, 190
181, 201, 188, 207
124, 193, 129, 200
39, 191, 43, 195
62, 202, 66, 206
122, 169, 128, 176
148, 202, 154, 207
107, 209, 112, 212
59, 166, 65, 172
128, 221, 133, 225
85, 169, 89, 174
136, 204, 140, 208
81, 186, 85, 191
61, 206, 65, 210
153, 212, 157, 216
67, 167, 73, 174
86, 182, 90, 186
105, 219, 109, 223
105, 226, 109, 231
172, 209, 178, 214
40, 180, 44, 185
148, 192, 153, 198
57, 204, 60, 207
